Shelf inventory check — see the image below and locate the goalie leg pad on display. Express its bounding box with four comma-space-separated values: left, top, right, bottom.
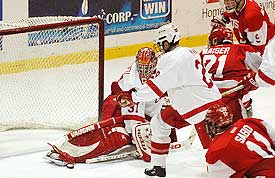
49, 125, 131, 163
132, 123, 152, 162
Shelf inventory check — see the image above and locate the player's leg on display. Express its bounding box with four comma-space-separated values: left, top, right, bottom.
144, 113, 171, 177
161, 106, 212, 149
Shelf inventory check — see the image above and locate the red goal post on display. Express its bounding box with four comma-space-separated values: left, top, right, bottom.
0, 16, 104, 131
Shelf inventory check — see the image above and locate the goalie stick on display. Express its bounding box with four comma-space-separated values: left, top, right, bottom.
85, 127, 197, 164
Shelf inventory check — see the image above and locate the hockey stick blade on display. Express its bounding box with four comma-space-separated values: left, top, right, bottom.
170, 127, 197, 152
85, 150, 136, 163
85, 144, 137, 164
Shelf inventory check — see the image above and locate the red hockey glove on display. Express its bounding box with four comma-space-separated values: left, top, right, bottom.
210, 16, 230, 31
116, 88, 136, 107
240, 72, 259, 95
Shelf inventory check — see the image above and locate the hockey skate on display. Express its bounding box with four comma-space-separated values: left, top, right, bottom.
44, 150, 74, 169
144, 166, 166, 177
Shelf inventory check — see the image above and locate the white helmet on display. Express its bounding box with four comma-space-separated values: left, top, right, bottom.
153, 23, 181, 50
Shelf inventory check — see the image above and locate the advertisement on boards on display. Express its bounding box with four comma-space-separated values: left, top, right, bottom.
29, 0, 172, 36
202, 0, 275, 21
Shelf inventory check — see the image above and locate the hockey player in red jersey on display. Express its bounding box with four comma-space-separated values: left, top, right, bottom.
233, 36, 275, 97
200, 26, 262, 121
211, 0, 275, 55
205, 103, 275, 178
44, 47, 172, 167
116, 23, 222, 177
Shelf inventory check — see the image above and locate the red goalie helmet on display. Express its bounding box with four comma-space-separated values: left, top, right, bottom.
208, 27, 233, 47
205, 103, 233, 139
136, 47, 158, 84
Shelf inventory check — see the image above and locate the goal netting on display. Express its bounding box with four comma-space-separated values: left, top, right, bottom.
0, 16, 104, 131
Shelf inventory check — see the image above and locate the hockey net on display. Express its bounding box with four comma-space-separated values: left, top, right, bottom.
0, 16, 104, 131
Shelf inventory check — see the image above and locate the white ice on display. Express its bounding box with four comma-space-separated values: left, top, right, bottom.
1, 56, 275, 178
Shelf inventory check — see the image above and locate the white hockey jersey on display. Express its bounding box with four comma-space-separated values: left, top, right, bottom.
117, 63, 163, 132
256, 37, 275, 87
132, 46, 222, 124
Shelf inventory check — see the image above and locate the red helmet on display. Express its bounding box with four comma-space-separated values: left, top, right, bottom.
136, 47, 158, 84
208, 27, 233, 47
205, 103, 233, 139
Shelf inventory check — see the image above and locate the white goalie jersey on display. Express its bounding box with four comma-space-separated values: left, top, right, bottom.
116, 62, 163, 133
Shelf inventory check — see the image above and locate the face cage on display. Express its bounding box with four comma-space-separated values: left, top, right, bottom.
205, 116, 233, 139
137, 63, 155, 84
224, 0, 237, 13
205, 120, 216, 139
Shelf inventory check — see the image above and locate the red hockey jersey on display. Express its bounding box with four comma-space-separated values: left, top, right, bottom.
206, 118, 275, 178
223, 0, 275, 54
200, 43, 261, 88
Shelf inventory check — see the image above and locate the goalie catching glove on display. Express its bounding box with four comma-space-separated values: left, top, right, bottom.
116, 88, 136, 107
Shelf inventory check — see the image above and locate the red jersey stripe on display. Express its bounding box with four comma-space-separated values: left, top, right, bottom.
181, 99, 222, 119
147, 80, 164, 97
258, 69, 275, 86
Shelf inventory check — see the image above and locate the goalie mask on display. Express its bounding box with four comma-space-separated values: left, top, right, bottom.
208, 27, 233, 47
205, 103, 233, 139
153, 23, 181, 53
136, 47, 158, 84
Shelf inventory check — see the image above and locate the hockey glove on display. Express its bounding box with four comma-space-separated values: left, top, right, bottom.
240, 72, 259, 95
210, 15, 230, 31
116, 88, 136, 107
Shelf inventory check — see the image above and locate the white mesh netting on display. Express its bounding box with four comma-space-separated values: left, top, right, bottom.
0, 16, 103, 131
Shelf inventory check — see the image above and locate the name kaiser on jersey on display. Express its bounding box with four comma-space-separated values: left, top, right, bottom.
201, 47, 230, 55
